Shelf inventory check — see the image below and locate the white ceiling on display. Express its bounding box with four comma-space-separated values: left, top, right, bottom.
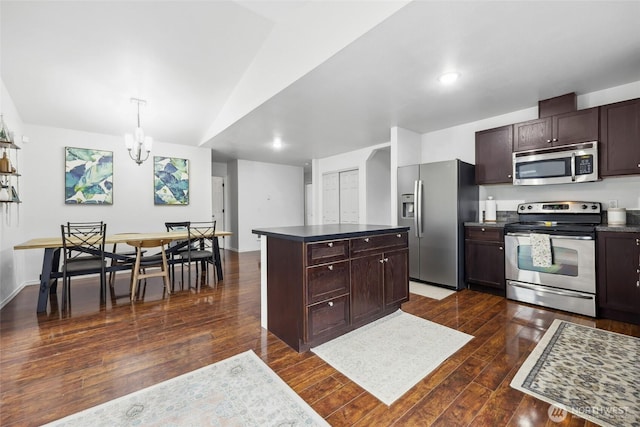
2, 1, 640, 168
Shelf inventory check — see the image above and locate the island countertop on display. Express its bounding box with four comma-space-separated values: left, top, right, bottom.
252, 224, 410, 242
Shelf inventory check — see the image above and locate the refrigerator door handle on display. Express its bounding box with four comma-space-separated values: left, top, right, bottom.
417, 180, 423, 238
413, 180, 419, 237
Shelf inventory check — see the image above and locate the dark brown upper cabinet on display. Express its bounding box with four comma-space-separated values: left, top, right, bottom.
600, 98, 640, 177
475, 124, 513, 185
513, 107, 599, 151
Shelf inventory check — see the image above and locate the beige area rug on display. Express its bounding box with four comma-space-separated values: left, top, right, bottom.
43, 350, 329, 426
311, 309, 473, 406
511, 319, 640, 427
409, 281, 456, 300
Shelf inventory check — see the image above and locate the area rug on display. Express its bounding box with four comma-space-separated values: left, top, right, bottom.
409, 281, 456, 300
311, 309, 473, 405
511, 319, 640, 427
44, 350, 329, 426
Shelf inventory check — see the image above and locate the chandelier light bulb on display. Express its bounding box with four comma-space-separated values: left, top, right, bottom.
124, 98, 152, 165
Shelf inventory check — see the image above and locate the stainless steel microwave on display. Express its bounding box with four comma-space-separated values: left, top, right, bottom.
512, 141, 599, 185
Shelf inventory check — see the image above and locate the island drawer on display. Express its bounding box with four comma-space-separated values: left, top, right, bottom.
306, 239, 349, 265
350, 232, 408, 256
306, 260, 350, 305
306, 295, 350, 342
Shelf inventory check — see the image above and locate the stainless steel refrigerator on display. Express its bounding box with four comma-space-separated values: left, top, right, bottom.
398, 159, 478, 290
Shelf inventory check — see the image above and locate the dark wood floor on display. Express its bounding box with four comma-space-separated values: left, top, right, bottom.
1, 250, 638, 426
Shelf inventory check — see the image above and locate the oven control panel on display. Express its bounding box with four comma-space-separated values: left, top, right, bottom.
517, 201, 601, 214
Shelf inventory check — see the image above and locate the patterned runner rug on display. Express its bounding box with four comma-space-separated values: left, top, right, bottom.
311, 309, 473, 406
44, 350, 328, 426
511, 319, 640, 427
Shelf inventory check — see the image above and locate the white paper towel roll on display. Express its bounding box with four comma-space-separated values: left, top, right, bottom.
485, 197, 496, 222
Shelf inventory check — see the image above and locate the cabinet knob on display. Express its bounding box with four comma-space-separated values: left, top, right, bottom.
328, 265, 334, 271
499, 246, 503, 251
384, 257, 389, 262
397, 234, 401, 238
481, 228, 485, 232
552, 138, 558, 142
379, 258, 385, 263
328, 301, 334, 307
327, 242, 333, 247
507, 174, 512, 178
637, 164, 640, 168
364, 238, 370, 243
546, 139, 552, 143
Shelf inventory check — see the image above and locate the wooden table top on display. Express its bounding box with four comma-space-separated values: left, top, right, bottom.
14, 230, 232, 250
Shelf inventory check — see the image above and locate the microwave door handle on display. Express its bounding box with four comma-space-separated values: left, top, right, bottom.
571, 152, 576, 182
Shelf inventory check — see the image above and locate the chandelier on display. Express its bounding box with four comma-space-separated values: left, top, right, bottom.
124, 98, 153, 165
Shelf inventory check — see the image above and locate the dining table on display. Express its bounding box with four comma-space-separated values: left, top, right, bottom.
14, 230, 232, 313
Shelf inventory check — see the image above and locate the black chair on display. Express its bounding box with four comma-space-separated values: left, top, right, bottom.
164, 221, 191, 291
184, 221, 217, 289
60, 221, 107, 311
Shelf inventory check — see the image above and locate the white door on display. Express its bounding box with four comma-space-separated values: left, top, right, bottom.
339, 169, 359, 223
305, 183, 313, 225
211, 176, 225, 248
322, 172, 339, 224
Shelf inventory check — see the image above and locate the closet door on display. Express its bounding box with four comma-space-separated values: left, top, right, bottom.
322, 172, 339, 224
339, 169, 359, 224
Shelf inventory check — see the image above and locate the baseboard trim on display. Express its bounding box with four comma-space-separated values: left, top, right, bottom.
0, 281, 37, 310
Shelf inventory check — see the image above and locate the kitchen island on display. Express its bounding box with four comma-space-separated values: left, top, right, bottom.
252, 224, 410, 352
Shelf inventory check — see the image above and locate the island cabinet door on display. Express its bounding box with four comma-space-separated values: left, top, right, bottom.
350, 254, 384, 325
384, 248, 409, 308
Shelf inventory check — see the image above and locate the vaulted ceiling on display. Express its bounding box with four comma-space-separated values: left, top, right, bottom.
2, 1, 639, 167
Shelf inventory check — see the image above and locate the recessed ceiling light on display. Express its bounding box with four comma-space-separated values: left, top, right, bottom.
272, 136, 283, 149
438, 72, 460, 85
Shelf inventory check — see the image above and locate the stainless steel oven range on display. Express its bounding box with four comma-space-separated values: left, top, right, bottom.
504, 201, 601, 317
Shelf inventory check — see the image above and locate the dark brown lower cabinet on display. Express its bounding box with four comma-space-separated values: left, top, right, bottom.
597, 231, 640, 325
266, 231, 409, 352
350, 247, 409, 327
464, 226, 505, 294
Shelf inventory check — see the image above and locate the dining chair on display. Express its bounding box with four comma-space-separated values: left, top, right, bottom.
126, 239, 172, 302
184, 221, 218, 289
164, 221, 190, 291
60, 221, 107, 311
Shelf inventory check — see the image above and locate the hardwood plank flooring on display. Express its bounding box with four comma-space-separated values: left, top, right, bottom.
1, 250, 638, 426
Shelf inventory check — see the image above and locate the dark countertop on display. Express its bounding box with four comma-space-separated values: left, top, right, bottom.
596, 224, 640, 233
464, 222, 509, 228
252, 224, 410, 242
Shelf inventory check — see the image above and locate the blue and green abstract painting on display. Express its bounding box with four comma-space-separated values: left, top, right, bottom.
65, 147, 113, 204
154, 156, 189, 205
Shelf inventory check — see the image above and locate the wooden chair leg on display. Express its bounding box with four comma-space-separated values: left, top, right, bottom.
130, 248, 142, 302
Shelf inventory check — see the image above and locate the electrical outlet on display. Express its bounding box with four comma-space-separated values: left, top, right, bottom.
608, 200, 618, 209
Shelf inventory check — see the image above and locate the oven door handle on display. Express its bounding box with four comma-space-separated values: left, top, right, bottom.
506, 232, 593, 240
508, 282, 594, 299
571, 151, 576, 182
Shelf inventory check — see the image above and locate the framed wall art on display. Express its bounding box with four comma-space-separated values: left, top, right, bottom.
65, 147, 113, 204
154, 156, 189, 205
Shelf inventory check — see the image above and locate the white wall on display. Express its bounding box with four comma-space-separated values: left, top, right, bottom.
421, 81, 640, 214
0, 80, 26, 307
313, 142, 390, 225
237, 159, 304, 252
7, 124, 212, 301
366, 147, 391, 225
